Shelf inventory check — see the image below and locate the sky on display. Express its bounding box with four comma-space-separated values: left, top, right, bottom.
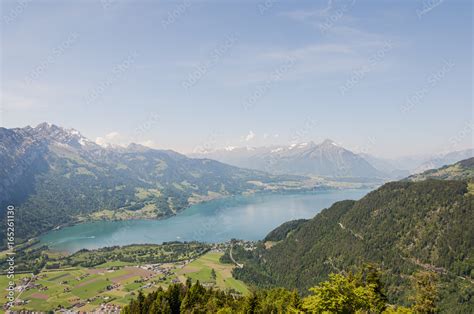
0, 0, 472, 157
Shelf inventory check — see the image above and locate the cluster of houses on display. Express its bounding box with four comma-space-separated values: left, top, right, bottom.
95, 303, 122, 313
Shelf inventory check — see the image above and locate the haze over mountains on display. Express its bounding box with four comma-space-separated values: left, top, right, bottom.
192, 139, 383, 179
191, 140, 473, 180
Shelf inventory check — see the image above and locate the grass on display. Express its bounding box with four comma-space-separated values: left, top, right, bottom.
71, 279, 110, 299
187, 268, 213, 282
178, 252, 249, 295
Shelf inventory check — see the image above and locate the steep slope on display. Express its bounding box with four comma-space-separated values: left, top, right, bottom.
230, 160, 474, 311
192, 140, 384, 179
263, 219, 308, 242
0, 123, 310, 247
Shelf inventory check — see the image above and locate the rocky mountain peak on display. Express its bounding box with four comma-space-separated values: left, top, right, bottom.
31, 122, 95, 149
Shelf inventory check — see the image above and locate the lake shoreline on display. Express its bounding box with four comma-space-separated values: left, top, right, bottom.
39, 188, 373, 253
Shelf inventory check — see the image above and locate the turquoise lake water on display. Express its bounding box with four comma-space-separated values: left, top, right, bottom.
39, 189, 371, 253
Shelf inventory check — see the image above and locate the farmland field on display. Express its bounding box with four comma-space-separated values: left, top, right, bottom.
1, 250, 248, 312
177, 252, 249, 295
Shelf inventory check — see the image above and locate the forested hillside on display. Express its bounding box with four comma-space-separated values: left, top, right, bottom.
228, 160, 474, 312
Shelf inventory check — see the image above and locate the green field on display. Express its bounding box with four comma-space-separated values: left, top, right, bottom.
1, 251, 248, 312
177, 252, 249, 295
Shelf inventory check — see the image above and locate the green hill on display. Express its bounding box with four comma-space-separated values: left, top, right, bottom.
230, 159, 474, 312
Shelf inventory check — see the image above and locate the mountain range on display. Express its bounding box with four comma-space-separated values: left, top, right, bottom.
191, 140, 385, 179
191, 140, 473, 180
0, 123, 311, 247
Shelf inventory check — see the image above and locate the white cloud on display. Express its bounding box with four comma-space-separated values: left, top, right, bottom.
95, 131, 122, 146
244, 130, 255, 142
95, 131, 156, 148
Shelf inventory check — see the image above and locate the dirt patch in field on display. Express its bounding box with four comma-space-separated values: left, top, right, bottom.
87, 268, 106, 275
76, 277, 99, 288
111, 267, 155, 283
30, 293, 49, 300
47, 273, 69, 281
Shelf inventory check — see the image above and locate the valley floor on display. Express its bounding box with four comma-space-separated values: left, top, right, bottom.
0, 251, 248, 313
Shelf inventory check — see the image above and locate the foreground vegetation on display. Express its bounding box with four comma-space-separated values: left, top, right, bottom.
123, 265, 440, 313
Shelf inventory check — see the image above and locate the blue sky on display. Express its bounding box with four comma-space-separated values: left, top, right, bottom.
1, 0, 472, 157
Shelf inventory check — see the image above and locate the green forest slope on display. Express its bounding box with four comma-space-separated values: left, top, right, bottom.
230, 159, 474, 312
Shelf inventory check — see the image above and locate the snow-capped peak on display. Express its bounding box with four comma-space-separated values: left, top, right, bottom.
32, 122, 96, 148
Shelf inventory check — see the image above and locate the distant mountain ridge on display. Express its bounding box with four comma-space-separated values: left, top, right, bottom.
192, 141, 474, 181
412, 149, 474, 174
192, 139, 384, 179
407, 157, 474, 182
0, 123, 311, 247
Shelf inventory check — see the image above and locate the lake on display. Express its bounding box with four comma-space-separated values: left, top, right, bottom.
40, 189, 371, 253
